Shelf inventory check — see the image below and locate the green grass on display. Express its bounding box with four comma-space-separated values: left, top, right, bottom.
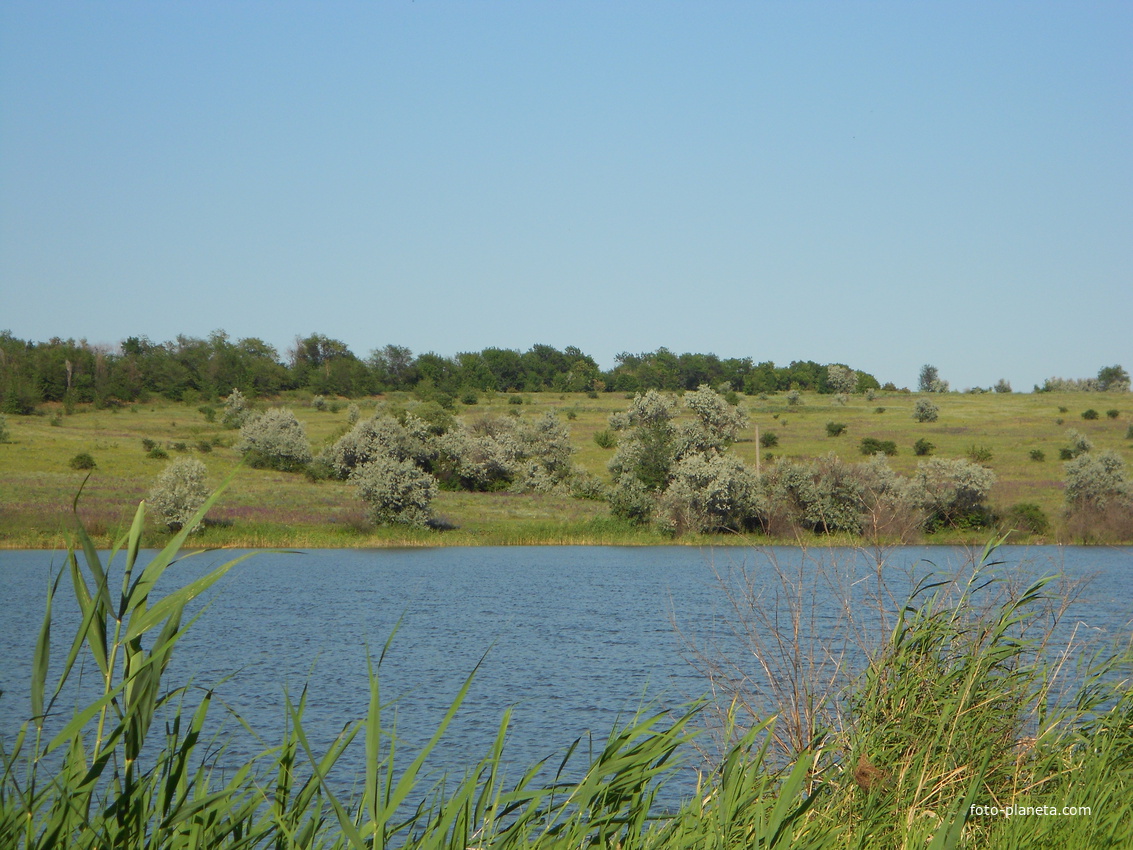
1, 390, 1131, 547
3, 498, 1131, 847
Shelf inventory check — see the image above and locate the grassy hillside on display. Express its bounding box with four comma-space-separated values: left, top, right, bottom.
1, 389, 1130, 547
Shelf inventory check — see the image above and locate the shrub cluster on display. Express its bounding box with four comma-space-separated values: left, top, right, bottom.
236, 408, 313, 471
320, 406, 583, 527
603, 389, 996, 538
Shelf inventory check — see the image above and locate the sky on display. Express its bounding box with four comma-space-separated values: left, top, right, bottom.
1, 2, 1129, 391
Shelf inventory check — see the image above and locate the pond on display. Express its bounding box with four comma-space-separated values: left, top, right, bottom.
1, 544, 1130, 798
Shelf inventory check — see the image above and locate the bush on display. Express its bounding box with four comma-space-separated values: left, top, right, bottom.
0, 414, 8, 443
1005, 502, 1050, 535
874, 407, 886, 414
607, 474, 655, 524
148, 458, 209, 532
967, 445, 993, 463
142, 438, 157, 452
593, 429, 617, 449
460, 389, 479, 405
1082, 408, 1099, 420
913, 398, 939, 423
147, 446, 169, 460
172, 441, 188, 452
1029, 448, 1045, 462
69, 452, 96, 470
657, 451, 763, 535
198, 405, 217, 423
1127, 424, 1133, 440
1106, 409, 1119, 419
759, 430, 779, 448
236, 408, 313, 471
909, 457, 997, 531
222, 388, 250, 428
1065, 429, 1093, 458
312, 395, 328, 412
324, 413, 434, 479
196, 440, 212, 453
763, 455, 866, 535
825, 421, 847, 437
860, 437, 897, 456
351, 456, 438, 527
1064, 450, 1130, 511
508, 395, 524, 405
913, 438, 935, 456
785, 390, 801, 406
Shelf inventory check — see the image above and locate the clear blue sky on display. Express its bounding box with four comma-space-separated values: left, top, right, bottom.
1, 2, 1129, 391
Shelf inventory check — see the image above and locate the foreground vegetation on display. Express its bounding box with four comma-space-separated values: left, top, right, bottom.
2, 496, 1130, 847
1, 386, 1131, 547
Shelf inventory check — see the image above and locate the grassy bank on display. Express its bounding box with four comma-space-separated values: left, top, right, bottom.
1, 389, 1130, 547
2, 499, 1131, 847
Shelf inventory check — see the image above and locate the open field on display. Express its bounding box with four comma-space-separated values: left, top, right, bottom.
1, 389, 1130, 547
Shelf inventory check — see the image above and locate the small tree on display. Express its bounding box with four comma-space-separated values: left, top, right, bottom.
994, 379, 1012, 393
913, 398, 939, 423
352, 456, 438, 528
236, 408, 313, 471
1097, 364, 1130, 392
149, 458, 209, 532
222, 388, 250, 428
918, 364, 939, 393
827, 364, 857, 395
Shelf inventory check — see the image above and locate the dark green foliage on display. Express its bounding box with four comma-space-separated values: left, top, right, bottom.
1030, 448, 1045, 461
1082, 409, 1099, 420
141, 438, 156, 452
1097, 363, 1130, 391
1005, 502, 1050, 535
69, 451, 96, 470
147, 446, 169, 459
825, 421, 847, 437
460, 388, 479, 405
198, 404, 216, 422
508, 394, 524, 405
1059, 447, 1074, 460
1058, 406, 1068, 413
860, 437, 897, 456
759, 430, 779, 448
593, 429, 617, 449
172, 441, 188, 452
914, 438, 935, 456
1127, 424, 1133, 439
967, 445, 993, 463
196, 440, 212, 453
1106, 409, 1119, 419
874, 406, 886, 414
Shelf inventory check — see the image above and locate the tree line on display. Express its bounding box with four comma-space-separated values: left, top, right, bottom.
0, 330, 883, 412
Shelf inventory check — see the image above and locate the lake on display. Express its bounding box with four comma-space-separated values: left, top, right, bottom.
1, 544, 1130, 799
